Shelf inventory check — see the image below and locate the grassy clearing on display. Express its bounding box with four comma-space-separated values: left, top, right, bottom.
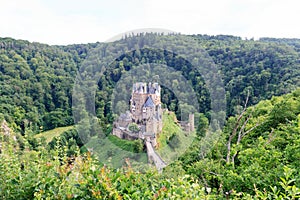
157, 111, 181, 149
85, 136, 148, 169
34, 126, 74, 143
107, 135, 144, 153
157, 111, 196, 163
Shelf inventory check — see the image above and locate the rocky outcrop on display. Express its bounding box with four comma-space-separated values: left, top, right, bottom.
0, 120, 16, 141
0, 120, 18, 153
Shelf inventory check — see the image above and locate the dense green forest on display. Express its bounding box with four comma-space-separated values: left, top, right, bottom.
1, 34, 300, 199
1, 87, 300, 199
1, 34, 300, 134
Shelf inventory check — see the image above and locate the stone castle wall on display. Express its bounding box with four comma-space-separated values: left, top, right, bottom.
112, 82, 163, 147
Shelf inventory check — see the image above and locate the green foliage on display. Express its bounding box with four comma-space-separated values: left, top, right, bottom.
128, 123, 140, 133
0, 138, 209, 199
2, 34, 300, 135
47, 128, 83, 156
108, 135, 144, 153
196, 113, 209, 137
1, 88, 300, 199
180, 89, 300, 197
193, 34, 300, 115
167, 133, 181, 149
253, 166, 300, 199
34, 125, 73, 143
158, 111, 196, 163
158, 111, 182, 149
1, 34, 300, 199
43, 109, 72, 131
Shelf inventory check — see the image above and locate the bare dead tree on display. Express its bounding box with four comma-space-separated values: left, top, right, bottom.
226, 91, 263, 164
226, 92, 250, 163
231, 117, 261, 163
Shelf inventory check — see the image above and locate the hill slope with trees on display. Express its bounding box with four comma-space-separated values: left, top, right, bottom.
1, 34, 300, 135
1, 88, 299, 199
0, 34, 300, 198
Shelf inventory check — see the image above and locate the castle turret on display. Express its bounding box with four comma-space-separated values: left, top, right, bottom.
189, 113, 194, 132
130, 82, 162, 125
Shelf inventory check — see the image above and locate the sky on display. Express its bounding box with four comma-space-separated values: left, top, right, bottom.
0, 0, 300, 45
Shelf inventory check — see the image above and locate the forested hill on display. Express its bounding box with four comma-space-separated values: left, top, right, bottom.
260, 37, 300, 52
1, 70, 300, 199
0, 34, 300, 134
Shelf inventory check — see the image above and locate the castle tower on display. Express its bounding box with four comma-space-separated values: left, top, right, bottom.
130, 82, 162, 135
189, 113, 195, 132
131, 83, 149, 122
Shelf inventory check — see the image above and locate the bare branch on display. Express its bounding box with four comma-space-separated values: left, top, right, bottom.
208, 171, 224, 176
237, 114, 251, 144
241, 121, 260, 138
226, 91, 250, 163
231, 121, 262, 163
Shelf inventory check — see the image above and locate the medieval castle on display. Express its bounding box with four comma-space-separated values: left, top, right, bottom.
112, 82, 163, 146
112, 82, 195, 170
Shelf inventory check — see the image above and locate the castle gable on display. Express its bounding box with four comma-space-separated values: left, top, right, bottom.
143, 96, 155, 107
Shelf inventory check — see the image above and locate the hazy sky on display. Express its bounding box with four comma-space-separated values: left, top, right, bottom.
1, 0, 299, 45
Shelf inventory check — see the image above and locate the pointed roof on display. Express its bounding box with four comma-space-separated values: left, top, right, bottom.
143, 96, 155, 107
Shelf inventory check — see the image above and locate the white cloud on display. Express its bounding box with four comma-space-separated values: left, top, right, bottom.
0, 0, 299, 44
143, 0, 277, 37
247, 1, 300, 39
0, 0, 133, 44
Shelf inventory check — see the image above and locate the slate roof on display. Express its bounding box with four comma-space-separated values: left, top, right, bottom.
143, 96, 155, 107
119, 111, 132, 120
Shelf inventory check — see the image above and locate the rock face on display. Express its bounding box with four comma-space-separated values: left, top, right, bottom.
112, 82, 162, 146
1, 120, 17, 141
0, 120, 18, 153
1, 120, 12, 137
